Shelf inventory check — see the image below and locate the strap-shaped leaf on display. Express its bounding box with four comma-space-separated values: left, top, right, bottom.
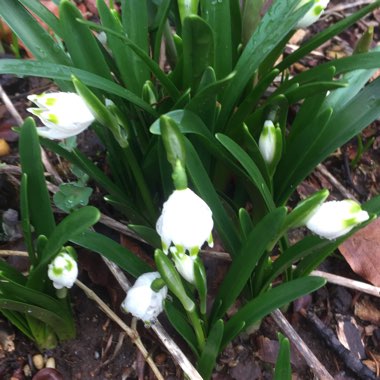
222, 276, 326, 347
0, 1, 70, 65
19, 118, 55, 238
71, 230, 152, 278
274, 333, 291, 380
217, 0, 312, 130
184, 138, 241, 256
198, 320, 224, 380
0, 299, 75, 342
216, 133, 275, 211
182, 15, 214, 91
211, 207, 287, 324
276, 0, 380, 71
18, 0, 62, 36
28, 207, 101, 289
60, 0, 112, 80
0, 60, 157, 115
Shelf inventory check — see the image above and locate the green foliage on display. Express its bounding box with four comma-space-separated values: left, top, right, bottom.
1, 0, 380, 376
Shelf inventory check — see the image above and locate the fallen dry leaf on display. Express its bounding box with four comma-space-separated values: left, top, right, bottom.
335, 314, 365, 359
339, 218, 380, 286
354, 297, 380, 326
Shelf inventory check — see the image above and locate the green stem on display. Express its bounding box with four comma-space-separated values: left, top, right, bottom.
123, 146, 156, 223
187, 305, 205, 351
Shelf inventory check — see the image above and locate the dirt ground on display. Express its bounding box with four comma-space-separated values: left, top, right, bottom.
1, 0, 380, 379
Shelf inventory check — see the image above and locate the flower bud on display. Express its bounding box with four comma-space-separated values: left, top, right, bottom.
27, 92, 95, 140
305, 200, 369, 240
296, 0, 329, 29
171, 248, 196, 284
156, 188, 214, 255
47, 252, 78, 289
258, 120, 282, 175
121, 272, 167, 323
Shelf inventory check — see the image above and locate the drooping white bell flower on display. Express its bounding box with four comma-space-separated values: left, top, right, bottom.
47, 252, 78, 289
27, 92, 95, 140
171, 247, 196, 284
296, 0, 330, 29
156, 188, 214, 255
305, 200, 369, 240
121, 272, 167, 323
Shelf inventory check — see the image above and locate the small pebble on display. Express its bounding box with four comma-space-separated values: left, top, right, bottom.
0, 139, 10, 157
32, 354, 44, 370
23, 364, 32, 377
32, 368, 64, 380
45, 357, 56, 369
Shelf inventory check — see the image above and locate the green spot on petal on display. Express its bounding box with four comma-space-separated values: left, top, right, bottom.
65, 259, 73, 271
46, 97, 57, 106
47, 113, 59, 124
313, 5, 323, 15
53, 267, 63, 276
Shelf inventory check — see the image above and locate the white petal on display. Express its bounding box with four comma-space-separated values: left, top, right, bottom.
173, 253, 196, 284
305, 200, 369, 240
259, 120, 276, 164
121, 272, 167, 322
48, 253, 78, 289
157, 188, 213, 253
297, 0, 329, 29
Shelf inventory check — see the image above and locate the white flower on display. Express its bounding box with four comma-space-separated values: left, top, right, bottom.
296, 0, 329, 29
121, 272, 167, 323
259, 120, 280, 165
48, 252, 78, 289
27, 92, 95, 139
305, 200, 369, 240
156, 188, 214, 254
171, 248, 196, 284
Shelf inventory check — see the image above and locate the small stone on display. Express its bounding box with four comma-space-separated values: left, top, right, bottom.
0, 139, 10, 157
45, 357, 56, 369
23, 364, 32, 377
33, 354, 44, 370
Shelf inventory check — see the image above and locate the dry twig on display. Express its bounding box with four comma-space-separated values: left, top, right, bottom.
271, 308, 334, 380
75, 279, 165, 380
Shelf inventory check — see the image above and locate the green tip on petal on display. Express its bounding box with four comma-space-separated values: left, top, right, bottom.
190, 246, 199, 256
47, 113, 59, 124
207, 233, 214, 248
52, 267, 63, 276
313, 5, 324, 15
45, 97, 57, 107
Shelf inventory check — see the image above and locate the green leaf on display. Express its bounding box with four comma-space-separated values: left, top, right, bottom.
222, 276, 326, 347
0, 299, 74, 342
0, 0, 70, 65
128, 225, 161, 248
276, 77, 380, 204
164, 300, 199, 357
198, 320, 224, 380
76, 19, 181, 101
216, 133, 275, 211
59, 0, 112, 80
186, 69, 235, 130
152, 0, 172, 63
20, 174, 36, 265
18, 0, 62, 36
19, 118, 55, 238
71, 230, 151, 278
216, 0, 312, 130
53, 183, 93, 213
276, 0, 380, 71
182, 15, 214, 91
28, 207, 100, 289
120, 0, 150, 94
0, 60, 157, 116
201, 0, 233, 78
184, 139, 241, 256
274, 333, 291, 380
211, 207, 287, 324
0, 310, 33, 340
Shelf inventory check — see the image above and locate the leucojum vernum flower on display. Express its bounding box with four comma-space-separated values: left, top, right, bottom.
121, 272, 168, 324
27, 92, 95, 139
296, 0, 330, 29
48, 250, 78, 290
305, 199, 369, 240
